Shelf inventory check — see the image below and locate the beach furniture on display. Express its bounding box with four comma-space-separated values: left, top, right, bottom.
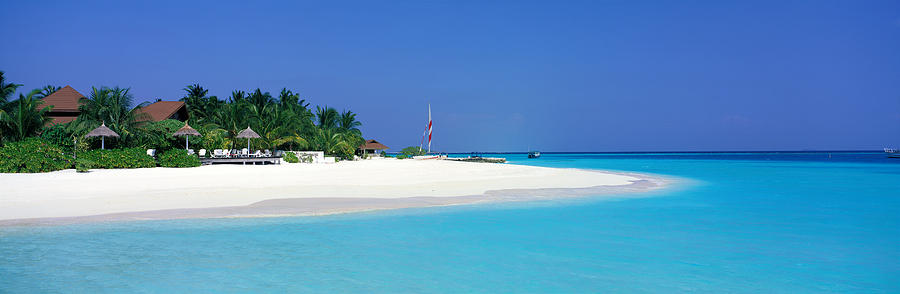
241, 148, 249, 157
146, 149, 156, 157
199, 149, 207, 158
250, 150, 262, 158
263, 150, 272, 157
213, 149, 225, 158
187, 149, 195, 155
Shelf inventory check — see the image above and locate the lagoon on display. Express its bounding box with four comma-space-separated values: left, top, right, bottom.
1, 153, 898, 292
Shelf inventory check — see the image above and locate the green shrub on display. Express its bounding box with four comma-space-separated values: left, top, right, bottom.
75, 158, 94, 172
283, 152, 299, 163
396, 154, 409, 159
157, 149, 201, 168
81, 148, 156, 169
0, 138, 73, 173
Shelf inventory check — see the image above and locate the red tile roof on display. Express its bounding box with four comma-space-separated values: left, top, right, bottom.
135, 101, 186, 122
40, 85, 84, 112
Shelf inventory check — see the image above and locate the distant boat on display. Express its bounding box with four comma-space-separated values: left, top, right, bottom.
528, 151, 541, 158
886, 148, 900, 158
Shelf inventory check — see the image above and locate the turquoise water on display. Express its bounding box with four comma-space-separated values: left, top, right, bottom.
2, 153, 899, 293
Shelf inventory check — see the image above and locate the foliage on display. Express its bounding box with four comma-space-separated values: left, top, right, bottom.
157, 149, 201, 168
0, 89, 53, 142
75, 158, 94, 172
40, 122, 78, 150
283, 151, 299, 163
74, 86, 148, 149
80, 148, 156, 169
0, 70, 22, 109
400, 146, 426, 157
134, 119, 184, 150
396, 154, 409, 159
0, 138, 73, 173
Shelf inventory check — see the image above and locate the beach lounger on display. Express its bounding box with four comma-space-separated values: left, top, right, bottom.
199, 149, 206, 158
213, 149, 224, 158
146, 149, 156, 157
241, 148, 249, 158
250, 150, 262, 158
263, 150, 272, 157
187, 149, 195, 155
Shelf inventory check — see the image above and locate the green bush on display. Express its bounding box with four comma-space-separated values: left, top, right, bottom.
157, 149, 201, 168
80, 148, 156, 169
0, 138, 73, 173
75, 158, 94, 172
283, 152, 299, 163
396, 154, 409, 159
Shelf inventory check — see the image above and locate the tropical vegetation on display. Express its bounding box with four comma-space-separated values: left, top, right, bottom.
0, 138, 73, 173
157, 149, 201, 168
0, 71, 374, 172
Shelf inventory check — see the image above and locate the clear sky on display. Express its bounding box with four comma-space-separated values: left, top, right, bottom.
2, 0, 898, 152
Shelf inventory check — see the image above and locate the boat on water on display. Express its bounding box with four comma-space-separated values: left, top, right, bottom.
886, 148, 900, 158
528, 151, 541, 158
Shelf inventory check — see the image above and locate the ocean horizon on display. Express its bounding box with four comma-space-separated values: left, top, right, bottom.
2, 152, 897, 293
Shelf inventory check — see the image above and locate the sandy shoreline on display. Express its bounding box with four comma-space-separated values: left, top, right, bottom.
0, 159, 669, 226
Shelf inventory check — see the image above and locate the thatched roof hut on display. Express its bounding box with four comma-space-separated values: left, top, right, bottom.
85, 122, 119, 138
359, 139, 388, 151
237, 127, 261, 138
173, 122, 201, 137
84, 122, 119, 149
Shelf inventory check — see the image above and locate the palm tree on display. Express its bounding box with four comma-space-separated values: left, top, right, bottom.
0, 89, 52, 142
180, 84, 222, 125
311, 128, 353, 157
315, 106, 339, 130
0, 71, 24, 141
75, 86, 149, 147
34, 85, 62, 99
0, 71, 23, 108
338, 110, 362, 135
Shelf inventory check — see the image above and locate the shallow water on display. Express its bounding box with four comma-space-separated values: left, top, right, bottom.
2, 153, 898, 293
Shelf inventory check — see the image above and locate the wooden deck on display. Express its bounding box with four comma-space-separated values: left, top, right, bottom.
200, 157, 281, 165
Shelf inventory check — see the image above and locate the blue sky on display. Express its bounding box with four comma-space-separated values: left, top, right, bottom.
2, 0, 898, 152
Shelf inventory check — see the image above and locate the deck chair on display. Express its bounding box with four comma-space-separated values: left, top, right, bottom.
199, 149, 207, 157
146, 149, 156, 157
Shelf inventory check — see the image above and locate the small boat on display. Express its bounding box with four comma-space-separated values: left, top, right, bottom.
528, 151, 541, 158
886, 148, 900, 158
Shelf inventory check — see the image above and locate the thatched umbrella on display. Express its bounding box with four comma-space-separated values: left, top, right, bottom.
84, 122, 119, 150
173, 122, 202, 150
236, 126, 261, 151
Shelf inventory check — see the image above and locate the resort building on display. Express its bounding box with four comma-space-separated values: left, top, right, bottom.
359, 139, 389, 155
39, 85, 85, 125
135, 100, 188, 122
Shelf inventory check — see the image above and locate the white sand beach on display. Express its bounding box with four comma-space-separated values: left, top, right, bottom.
0, 159, 666, 225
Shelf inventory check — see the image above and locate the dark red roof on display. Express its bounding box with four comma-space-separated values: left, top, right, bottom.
40, 85, 84, 112
47, 116, 77, 125
359, 139, 388, 150
135, 101, 186, 122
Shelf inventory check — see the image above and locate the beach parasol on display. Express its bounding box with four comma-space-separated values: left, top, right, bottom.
84, 122, 119, 149
236, 126, 261, 151
173, 122, 202, 150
